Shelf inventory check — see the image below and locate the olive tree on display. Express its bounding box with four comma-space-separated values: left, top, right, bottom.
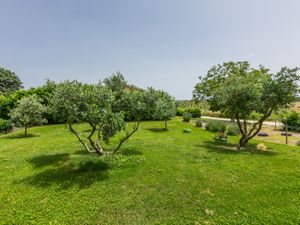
9, 95, 47, 135
50, 81, 125, 155
194, 61, 299, 150
0, 67, 23, 95
153, 91, 176, 129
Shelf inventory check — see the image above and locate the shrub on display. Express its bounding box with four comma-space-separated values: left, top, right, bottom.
0, 119, 13, 134
177, 107, 201, 118
183, 128, 191, 133
257, 143, 267, 151
227, 125, 240, 136
182, 112, 192, 122
195, 119, 203, 127
202, 111, 224, 118
205, 121, 227, 133
176, 107, 186, 116
281, 111, 300, 132
214, 132, 227, 142
186, 108, 201, 118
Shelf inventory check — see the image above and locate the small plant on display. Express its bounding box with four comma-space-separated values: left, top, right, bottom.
0, 119, 13, 134
205, 121, 227, 133
182, 112, 192, 122
214, 132, 227, 142
195, 119, 203, 127
186, 107, 201, 118
257, 143, 267, 151
183, 128, 192, 133
176, 107, 186, 116
227, 125, 240, 136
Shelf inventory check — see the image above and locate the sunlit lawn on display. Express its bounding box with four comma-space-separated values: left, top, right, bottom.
0, 119, 300, 224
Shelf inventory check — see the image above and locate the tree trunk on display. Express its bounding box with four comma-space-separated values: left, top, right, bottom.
24, 124, 28, 135
235, 109, 273, 150
68, 124, 94, 153
164, 121, 168, 130
237, 136, 249, 150
95, 128, 104, 155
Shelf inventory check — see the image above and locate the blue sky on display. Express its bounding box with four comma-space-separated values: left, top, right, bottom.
0, 0, 299, 99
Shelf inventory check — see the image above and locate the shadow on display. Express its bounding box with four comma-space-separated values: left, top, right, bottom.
146, 128, 169, 133
120, 148, 143, 156
3, 133, 40, 139
21, 161, 110, 189
29, 153, 70, 168
82, 129, 92, 133
197, 141, 277, 156
73, 150, 90, 155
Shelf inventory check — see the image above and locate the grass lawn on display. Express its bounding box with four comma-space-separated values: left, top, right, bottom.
0, 119, 300, 224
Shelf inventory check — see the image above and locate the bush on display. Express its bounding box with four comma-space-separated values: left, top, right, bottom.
202, 111, 224, 118
227, 125, 240, 136
177, 107, 201, 118
186, 108, 201, 118
183, 128, 192, 133
214, 132, 228, 142
0, 119, 13, 134
256, 143, 267, 151
182, 112, 192, 122
195, 119, 203, 127
281, 111, 300, 132
205, 121, 227, 133
176, 107, 186, 116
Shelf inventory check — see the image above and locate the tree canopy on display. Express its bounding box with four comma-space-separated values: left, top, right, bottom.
0, 67, 23, 95
9, 95, 47, 135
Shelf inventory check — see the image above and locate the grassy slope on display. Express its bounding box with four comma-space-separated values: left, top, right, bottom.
0, 119, 300, 225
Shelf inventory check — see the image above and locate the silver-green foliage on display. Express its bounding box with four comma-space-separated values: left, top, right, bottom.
50, 81, 125, 155
9, 95, 46, 135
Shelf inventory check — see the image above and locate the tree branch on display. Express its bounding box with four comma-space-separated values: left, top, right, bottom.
113, 121, 140, 154
68, 124, 94, 153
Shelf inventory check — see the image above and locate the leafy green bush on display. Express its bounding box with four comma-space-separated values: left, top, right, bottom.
183, 128, 192, 133
0, 119, 13, 134
202, 111, 225, 118
0, 81, 57, 123
186, 108, 201, 118
176, 107, 186, 116
177, 107, 201, 118
227, 125, 240, 136
281, 111, 300, 131
195, 119, 203, 127
205, 121, 227, 133
182, 112, 192, 122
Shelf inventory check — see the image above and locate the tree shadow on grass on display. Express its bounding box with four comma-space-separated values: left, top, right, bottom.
119, 148, 143, 156
197, 141, 277, 156
22, 153, 110, 189
146, 128, 169, 133
29, 153, 70, 168
3, 133, 40, 139
21, 161, 110, 189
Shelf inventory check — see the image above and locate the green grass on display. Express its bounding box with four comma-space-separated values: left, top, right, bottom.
0, 119, 300, 224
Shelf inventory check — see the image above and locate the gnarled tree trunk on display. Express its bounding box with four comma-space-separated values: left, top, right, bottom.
236, 109, 273, 150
